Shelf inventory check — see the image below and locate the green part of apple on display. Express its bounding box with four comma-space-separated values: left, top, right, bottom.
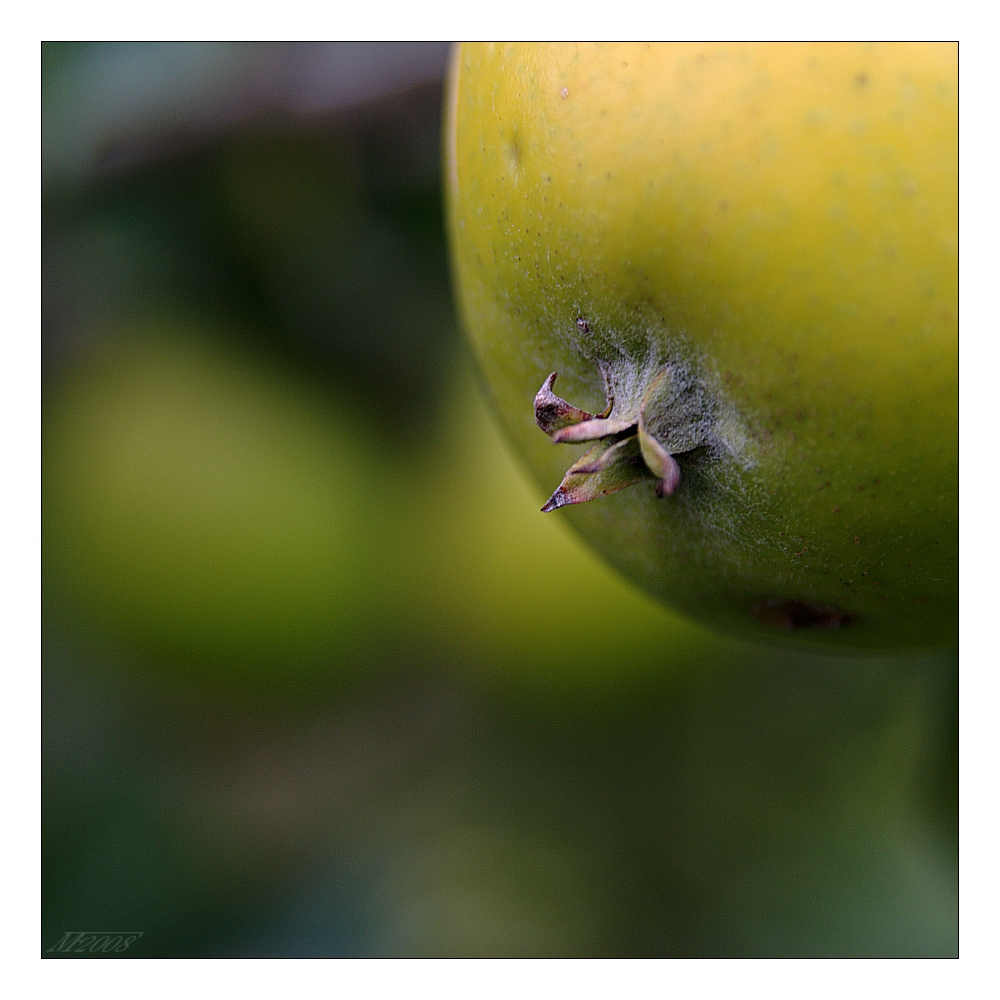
445, 43, 957, 651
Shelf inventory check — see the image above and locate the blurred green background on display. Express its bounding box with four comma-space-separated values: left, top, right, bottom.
42, 42, 957, 957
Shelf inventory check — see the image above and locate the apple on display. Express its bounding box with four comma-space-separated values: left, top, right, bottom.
42, 321, 389, 681
445, 42, 957, 650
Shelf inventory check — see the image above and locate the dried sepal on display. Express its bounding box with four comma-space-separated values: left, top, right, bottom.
567, 436, 641, 475
541, 436, 651, 512
551, 416, 636, 443
637, 414, 682, 497
535, 373, 604, 435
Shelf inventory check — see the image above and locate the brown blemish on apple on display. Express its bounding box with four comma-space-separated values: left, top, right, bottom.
753, 599, 854, 630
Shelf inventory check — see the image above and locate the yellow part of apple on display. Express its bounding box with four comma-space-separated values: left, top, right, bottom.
445, 42, 957, 651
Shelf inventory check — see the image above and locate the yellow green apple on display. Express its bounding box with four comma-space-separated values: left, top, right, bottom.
445, 42, 957, 650
42, 321, 387, 681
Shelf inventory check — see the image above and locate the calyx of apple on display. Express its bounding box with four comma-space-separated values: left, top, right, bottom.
535, 319, 727, 512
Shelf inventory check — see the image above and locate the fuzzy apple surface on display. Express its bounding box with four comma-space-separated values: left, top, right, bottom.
445, 43, 956, 650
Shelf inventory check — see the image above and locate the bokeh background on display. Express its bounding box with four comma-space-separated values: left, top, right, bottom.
41, 42, 957, 957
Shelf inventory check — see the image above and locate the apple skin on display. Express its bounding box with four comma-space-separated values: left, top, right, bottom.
445, 42, 957, 651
